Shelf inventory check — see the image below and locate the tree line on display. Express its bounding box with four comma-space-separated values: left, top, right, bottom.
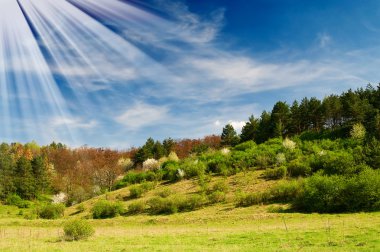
221, 84, 380, 146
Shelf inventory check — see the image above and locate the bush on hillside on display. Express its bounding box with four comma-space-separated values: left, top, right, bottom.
92, 200, 124, 219
5, 194, 31, 208
39, 203, 65, 219
263, 166, 287, 179
127, 201, 146, 215
63, 220, 95, 241
294, 169, 380, 213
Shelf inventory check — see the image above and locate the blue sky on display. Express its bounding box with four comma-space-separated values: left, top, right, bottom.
1, 0, 380, 148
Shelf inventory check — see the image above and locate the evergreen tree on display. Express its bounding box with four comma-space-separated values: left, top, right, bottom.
256, 111, 272, 143
240, 115, 259, 143
32, 156, 50, 194
15, 157, 36, 199
153, 141, 165, 159
270, 101, 290, 138
163, 138, 175, 156
221, 124, 239, 146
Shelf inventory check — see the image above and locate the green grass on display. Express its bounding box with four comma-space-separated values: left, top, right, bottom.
0, 170, 379, 251
0, 205, 379, 251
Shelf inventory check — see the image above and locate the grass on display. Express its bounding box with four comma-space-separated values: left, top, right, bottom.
0, 170, 379, 251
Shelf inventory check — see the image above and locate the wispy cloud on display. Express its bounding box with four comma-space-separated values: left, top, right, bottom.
115, 102, 169, 130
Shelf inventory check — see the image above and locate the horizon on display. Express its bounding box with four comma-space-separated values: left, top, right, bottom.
1, 0, 380, 148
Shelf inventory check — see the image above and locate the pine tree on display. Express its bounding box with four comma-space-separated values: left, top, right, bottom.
221, 124, 239, 147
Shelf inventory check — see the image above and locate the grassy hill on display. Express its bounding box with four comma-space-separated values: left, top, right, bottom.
0, 169, 379, 251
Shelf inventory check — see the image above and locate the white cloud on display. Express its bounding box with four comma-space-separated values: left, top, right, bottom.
51, 116, 97, 129
228, 120, 246, 132
115, 102, 169, 130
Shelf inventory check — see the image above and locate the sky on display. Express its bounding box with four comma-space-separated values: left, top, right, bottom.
1, 0, 380, 148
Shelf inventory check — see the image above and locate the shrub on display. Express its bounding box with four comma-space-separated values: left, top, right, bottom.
39, 204, 65, 219
168, 152, 179, 162
127, 201, 146, 215
293, 169, 380, 213
263, 166, 287, 179
208, 191, 226, 203
92, 200, 124, 219
156, 188, 173, 198
129, 182, 155, 199
287, 159, 311, 177
233, 141, 256, 151
147, 195, 206, 215
129, 185, 144, 199
148, 196, 177, 215
236, 192, 269, 207
310, 151, 358, 175
161, 161, 180, 182
209, 180, 229, 194
5, 194, 31, 208
181, 159, 206, 178
143, 159, 160, 171
269, 179, 302, 202
283, 138, 296, 150
63, 220, 95, 241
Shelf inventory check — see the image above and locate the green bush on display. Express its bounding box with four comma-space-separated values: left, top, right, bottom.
127, 201, 146, 215
92, 200, 124, 219
208, 180, 229, 194
147, 194, 206, 215
263, 166, 287, 179
287, 159, 311, 177
129, 185, 144, 199
5, 194, 31, 208
181, 159, 206, 178
208, 191, 226, 203
236, 192, 270, 207
129, 182, 155, 199
294, 169, 380, 213
310, 151, 359, 175
161, 161, 181, 182
39, 204, 65, 219
269, 179, 302, 202
156, 188, 173, 198
63, 220, 95, 241
147, 196, 178, 214
114, 171, 158, 189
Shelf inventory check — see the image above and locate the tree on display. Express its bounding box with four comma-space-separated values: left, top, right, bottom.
256, 111, 272, 143
15, 157, 36, 199
153, 141, 165, 159
221, 124, 239, 146
32, 156, 50, 194
270, 101, 290, 138
163, 138, 175, 156
308, 97, 323, 131
322, 95, 343, 129
240, 115, 259, 143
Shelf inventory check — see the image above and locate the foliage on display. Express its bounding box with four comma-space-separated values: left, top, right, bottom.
142, 158, 160, 171
129, 182, 155, 199
350, 123, 366, 141
127, 201, 146, 215
221, 124, 240, 147
5, 194, 31, 208
294, 169, 380, 213
63, 220, 95, 241
92, 200, 124, 219
263, 166, 287, 180
147, 194, 207, 215
38, 203, 65, 219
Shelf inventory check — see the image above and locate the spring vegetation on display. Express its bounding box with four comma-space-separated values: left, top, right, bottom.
0, 84, 380, 251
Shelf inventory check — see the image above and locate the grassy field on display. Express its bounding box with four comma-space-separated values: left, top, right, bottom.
0, 171, 379, 251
